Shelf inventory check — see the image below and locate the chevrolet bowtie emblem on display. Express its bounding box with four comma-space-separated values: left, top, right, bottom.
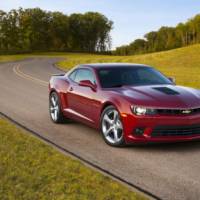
182, 110, 192, 114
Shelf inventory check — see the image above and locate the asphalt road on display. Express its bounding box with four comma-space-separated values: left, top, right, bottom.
1, 58, 200, 200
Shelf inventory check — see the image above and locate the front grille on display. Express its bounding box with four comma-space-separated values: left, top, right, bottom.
152, 124, 200, 137
157, 108, 200, 116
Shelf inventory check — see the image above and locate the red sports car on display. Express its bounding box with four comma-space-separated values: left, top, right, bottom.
49, 63, 200, 146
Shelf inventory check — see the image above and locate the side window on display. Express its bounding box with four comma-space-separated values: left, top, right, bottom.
74, 69, 96, 84
69, 70, 77, 81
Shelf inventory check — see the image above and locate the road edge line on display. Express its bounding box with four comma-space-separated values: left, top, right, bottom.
0, 113, 162, 200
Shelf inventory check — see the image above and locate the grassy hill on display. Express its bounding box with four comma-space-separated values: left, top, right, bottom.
58, 44, 200, 89
0, 44, 200, 88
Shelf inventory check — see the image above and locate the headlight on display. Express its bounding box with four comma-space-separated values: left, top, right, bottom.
131, 106, 157, 116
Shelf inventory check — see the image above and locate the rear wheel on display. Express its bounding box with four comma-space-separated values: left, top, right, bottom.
101, 106, 125, 147
49, 91, 65, 123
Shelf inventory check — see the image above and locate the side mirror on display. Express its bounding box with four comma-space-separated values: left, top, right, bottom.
79, 80, 97, 91
168, 77, 176, 84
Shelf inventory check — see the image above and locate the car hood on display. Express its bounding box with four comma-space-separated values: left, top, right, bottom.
113, 84, 200, 109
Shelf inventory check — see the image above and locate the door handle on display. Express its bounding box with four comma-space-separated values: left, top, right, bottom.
69, 87, 73, 91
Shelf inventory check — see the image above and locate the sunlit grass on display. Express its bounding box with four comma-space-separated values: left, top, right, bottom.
0, 54, 30, 62
58, 44, 200, 89
1, 44, 200, 88
0, 119, 146, 200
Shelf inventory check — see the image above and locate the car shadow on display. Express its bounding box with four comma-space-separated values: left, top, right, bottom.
126, 140, 200, 153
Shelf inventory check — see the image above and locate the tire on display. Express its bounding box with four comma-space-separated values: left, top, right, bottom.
100, 105, 125, 147
49, 91, 65, 123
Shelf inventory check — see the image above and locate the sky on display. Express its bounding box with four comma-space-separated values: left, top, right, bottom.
1, 0, 200, 49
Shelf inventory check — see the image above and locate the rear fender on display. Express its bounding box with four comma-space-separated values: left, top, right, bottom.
49, 76, 70, 111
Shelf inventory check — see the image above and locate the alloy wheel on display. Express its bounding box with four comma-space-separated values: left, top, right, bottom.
50, 93, 59, 122
102, 108, 123, 144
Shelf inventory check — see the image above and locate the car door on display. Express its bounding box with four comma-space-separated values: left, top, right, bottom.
66, 68, 99, 123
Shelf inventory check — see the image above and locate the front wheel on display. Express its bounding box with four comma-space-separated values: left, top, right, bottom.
101, 106, 125, 147
49, 91, 65, 123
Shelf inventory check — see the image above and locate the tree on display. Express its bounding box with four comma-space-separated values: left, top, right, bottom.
0, 8, 113, 53
68, 12, 113, 52
49, 12, 69, 51
115, 13, 200, 55
144, 31, 157, 52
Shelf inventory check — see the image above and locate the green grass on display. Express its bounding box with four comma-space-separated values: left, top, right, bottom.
0, 55, 31, 62
0, 52, 67, 63
1, 44, 200, 88
58, 44, 200, 89
0, 118, 146, 200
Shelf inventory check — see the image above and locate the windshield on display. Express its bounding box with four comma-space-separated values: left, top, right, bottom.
97, 66, 172, 88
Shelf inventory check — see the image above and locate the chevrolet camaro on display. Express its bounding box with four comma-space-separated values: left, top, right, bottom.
49, 63, 200, 146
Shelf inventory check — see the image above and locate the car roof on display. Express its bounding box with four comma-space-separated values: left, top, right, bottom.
78, 63, 151, 69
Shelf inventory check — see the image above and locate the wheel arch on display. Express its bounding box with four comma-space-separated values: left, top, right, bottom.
100, 101, 119, 115
49, 88, 57, 96
49, 89, 65, 112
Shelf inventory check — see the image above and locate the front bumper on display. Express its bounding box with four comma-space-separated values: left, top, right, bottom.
122, 113, 200, 144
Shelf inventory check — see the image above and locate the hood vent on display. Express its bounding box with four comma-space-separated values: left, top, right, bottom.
153, 87, 179, 95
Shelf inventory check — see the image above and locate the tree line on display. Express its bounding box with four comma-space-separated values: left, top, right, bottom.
0, 8, 113, 54
115, 14, 200, 55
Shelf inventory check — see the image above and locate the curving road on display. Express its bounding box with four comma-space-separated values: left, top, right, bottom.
1, 58, 200, 200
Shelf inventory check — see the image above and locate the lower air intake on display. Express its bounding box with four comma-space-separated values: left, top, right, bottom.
152, 124, 200, 137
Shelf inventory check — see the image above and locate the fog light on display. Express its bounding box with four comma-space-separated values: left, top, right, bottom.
134, 128, 145, 136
